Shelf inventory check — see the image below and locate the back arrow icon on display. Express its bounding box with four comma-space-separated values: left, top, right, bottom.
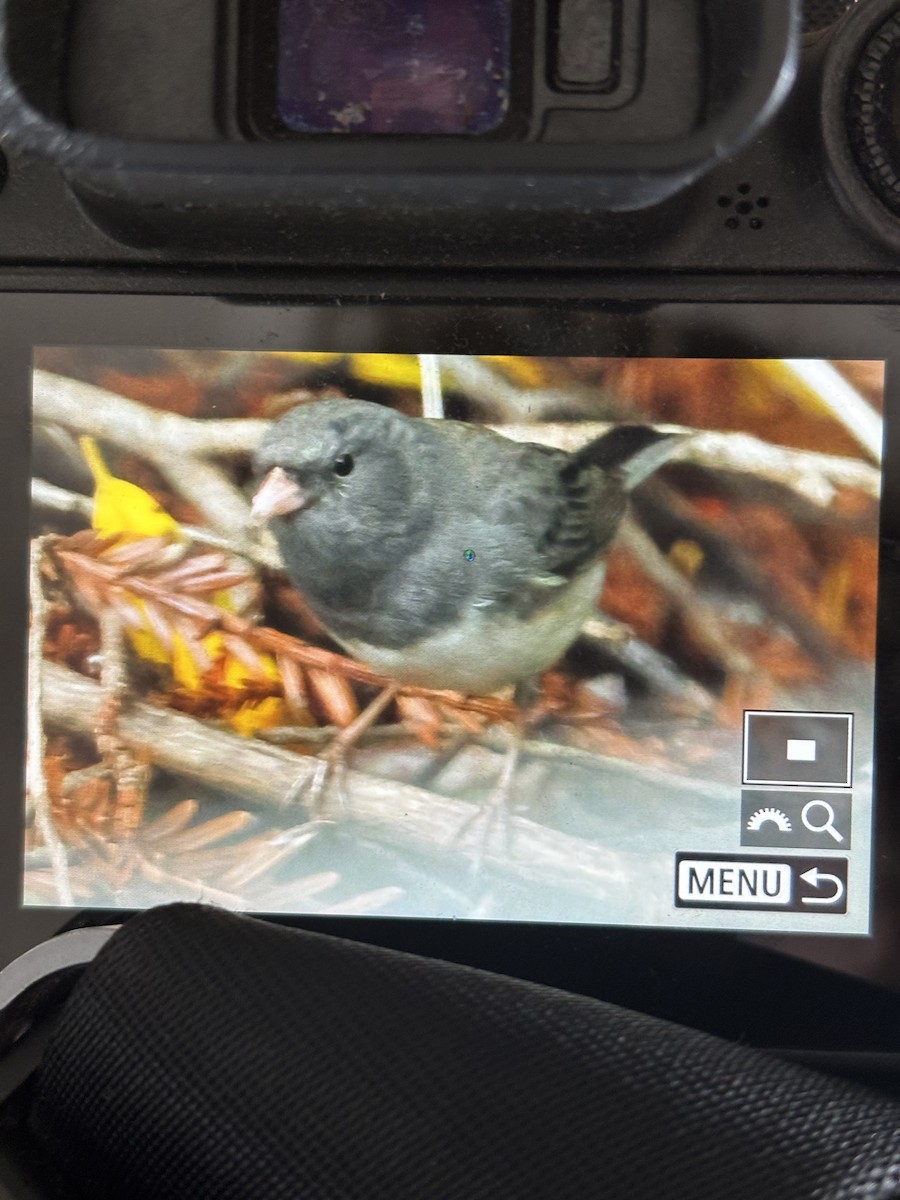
799, 866, 845, 906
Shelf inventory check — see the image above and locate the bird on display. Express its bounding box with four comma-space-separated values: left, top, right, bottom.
251, 398, 683, 698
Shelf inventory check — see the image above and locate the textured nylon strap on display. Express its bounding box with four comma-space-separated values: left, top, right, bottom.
29, 904, 900, 1199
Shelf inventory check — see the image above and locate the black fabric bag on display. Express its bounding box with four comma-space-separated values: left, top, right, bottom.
29, 904, 900, 1199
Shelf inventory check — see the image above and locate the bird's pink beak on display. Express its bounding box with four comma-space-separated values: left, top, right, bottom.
251, 467, 307, 520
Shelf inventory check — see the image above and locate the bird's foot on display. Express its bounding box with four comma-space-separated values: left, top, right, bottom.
292, 742, 351, 817
281, 684, 400, 820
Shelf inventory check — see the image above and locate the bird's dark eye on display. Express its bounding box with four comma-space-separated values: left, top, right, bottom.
333, 453, 355, 477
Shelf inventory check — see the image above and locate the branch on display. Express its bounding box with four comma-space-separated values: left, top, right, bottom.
479, 729, 734, 804
637, 478, 843, 666
618, 516, 751, 678
32, 370, 276, 560
440, 356, 607, 423
579, 618, 715, 714
42, 661, 632, 902
780, 359, 882, 464
27, 539, 73, 906
32, 370, 268, 457
419, 354, 444, 419
34, 371, 878, 510
32, 478, 280, 570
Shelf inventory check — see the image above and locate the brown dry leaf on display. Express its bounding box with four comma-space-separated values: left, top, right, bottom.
153, 809, 254, 856
99, 367, 205, 419
306, 667, 360, 727
44, 609, 100, 675
140, 798, 200, 844
44, 740, 115, 842
276, 653, 309, 717
57, 536, 287, 735
832, 360, 885, 412
397, 694, 446, 748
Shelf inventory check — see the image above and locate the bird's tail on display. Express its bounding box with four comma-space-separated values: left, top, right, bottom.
568, 424, 685, 491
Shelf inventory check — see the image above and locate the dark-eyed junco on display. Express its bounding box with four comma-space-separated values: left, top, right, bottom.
252, 399, 681, 696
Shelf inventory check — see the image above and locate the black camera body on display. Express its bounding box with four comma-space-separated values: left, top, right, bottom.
0, 0, 897, 279
4, 0, 900, 1088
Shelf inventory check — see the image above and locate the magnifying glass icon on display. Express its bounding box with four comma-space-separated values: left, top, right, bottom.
801, 800, 844, 844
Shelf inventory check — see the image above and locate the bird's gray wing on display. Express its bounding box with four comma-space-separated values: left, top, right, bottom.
431, 421, 628, 599
532, 452, 628, 579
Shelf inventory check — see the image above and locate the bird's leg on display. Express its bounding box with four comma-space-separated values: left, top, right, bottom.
283, 683, 400, 817
453, 722, 523, 875
454, 677, 537, 867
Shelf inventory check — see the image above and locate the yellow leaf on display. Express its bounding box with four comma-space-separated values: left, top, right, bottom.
229, 695, 287, 737
347, 354, 423, 390
668, 539, 704, 579
202, 630, 226, 663
272, 352, 345, 368
128, 622, 170, 667
222, 646, 280, 688
482, 356, 551, 389
171, 631, 204, 692
81, 436, 183, 542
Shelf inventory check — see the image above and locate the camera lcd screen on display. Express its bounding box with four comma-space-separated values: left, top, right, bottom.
24, 339, 882, 937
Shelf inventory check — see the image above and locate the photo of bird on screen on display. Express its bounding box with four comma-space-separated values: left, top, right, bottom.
251, 403, 680, 696
26, 351, 882, 923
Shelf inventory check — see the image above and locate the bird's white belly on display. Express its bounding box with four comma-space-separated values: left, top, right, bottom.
339, 563, 606, 695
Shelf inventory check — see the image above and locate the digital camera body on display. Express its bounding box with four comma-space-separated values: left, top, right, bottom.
0, 0, 896, 278
2, 0, 900, 1084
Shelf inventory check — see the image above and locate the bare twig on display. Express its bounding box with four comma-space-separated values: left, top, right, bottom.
41, 661, 633, 901
636, 477, 843, 666
31, 478, 94, 521
27, 539, 73, 907
618, 516, 752, 678
32, 370, 268, 457
258, 721, 414, 746
479, 729, 735, 803
32, 477, 280, 568
781, 359, 882, 464
96, 607, 151, 839
684, 430, 879, 507
32, 370, 276, 560
97, 607, 128, 734
579, 619, 715, 714
419, 354, 444, 419
440, 356, 605, 423
159, 455, 260, 551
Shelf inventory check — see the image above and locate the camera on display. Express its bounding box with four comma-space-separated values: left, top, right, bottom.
5, 2, 900, 1195
2, 0, 900, 1098
2, 0, 900, 268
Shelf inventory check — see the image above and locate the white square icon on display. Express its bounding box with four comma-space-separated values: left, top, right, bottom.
786, 739, 817, 762
742, 711, 853, 788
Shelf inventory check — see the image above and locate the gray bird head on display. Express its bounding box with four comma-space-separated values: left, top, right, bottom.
251, 399, 430, 585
